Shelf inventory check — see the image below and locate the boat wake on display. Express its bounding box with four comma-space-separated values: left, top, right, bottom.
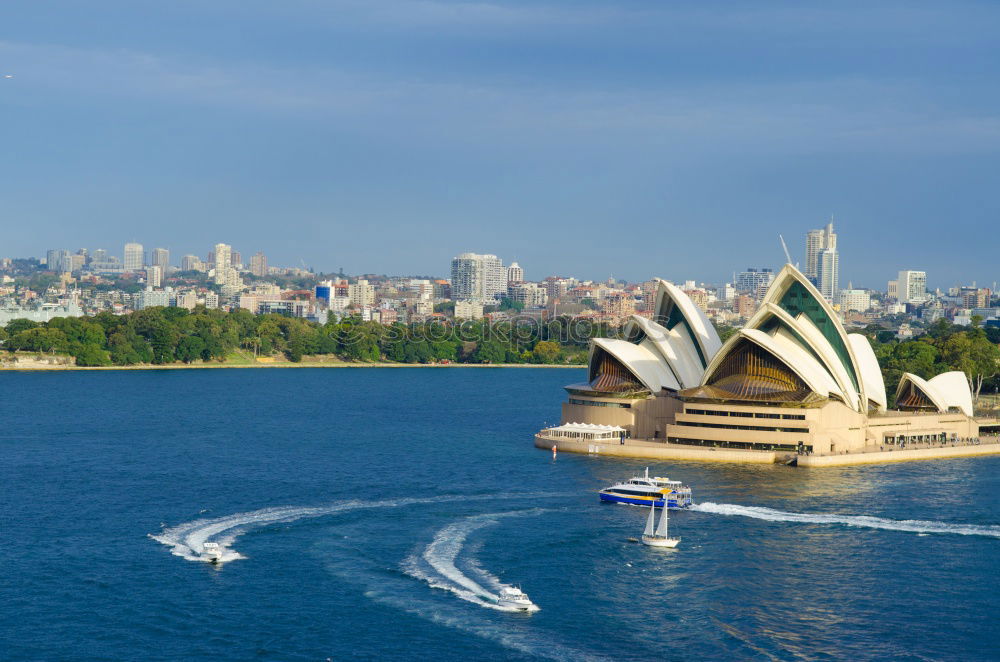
692, 502, 1000, 538
404, 510, 546, 612
150, 494, 563, 564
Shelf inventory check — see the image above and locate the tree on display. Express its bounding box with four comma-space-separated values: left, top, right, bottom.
176, 336, 207, 363
73, 344, 112, 367
531, 340, 561, 364
939, 330, 1000, 400
8, 327, 69, 354
5, 318, 39, 336
472, 339, 506, 364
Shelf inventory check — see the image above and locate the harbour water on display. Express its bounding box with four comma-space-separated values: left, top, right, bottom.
3, 368, 999, 660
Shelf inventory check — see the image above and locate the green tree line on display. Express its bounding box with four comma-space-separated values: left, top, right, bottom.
0, 307, 618, 366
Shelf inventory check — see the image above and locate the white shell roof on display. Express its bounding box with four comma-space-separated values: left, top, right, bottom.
740, 328, 844, 400
591, 338, 678, 394
654, 279, 723, 366
626, 315, 702, 388
848, 333, 888, 412
896, 372, 973, 416
759, 264, 868, 409
896, 370, 973, 416
928, 372, 974, 417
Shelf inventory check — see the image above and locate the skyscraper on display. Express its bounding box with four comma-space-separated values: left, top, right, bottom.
250, 251, 268, 277
146, 265, 162, 288
803, 222, 838, 300
804, 221, 837, 286
451, 253, 505, 302
213, 243, 232, 286
804, 228, 825, 282
152, 248, 170, 271
124, 242, 144, 272
817, 244, 839, 301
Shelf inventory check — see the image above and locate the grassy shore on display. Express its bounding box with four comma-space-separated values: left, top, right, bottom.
0, 352, 585, 371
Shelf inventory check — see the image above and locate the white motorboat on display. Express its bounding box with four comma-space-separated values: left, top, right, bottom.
202, 542, 223, 564
640, 502, 680, 548
497, 586, 538, 612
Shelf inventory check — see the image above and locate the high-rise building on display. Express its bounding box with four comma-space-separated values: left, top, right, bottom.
152, 248, 170, 271
736, 268, 774, 296
146, 265, 162, 288
92, 248, 108, 262
213, 243, 232, 286
181, 255, 202, 272
507, 262, 524, 284
818, 245, 839, 301
804, 221, 837, 287
804, 228, 825, 282
124, 242, 144, 272
231, 251, 242, 269
249, 251, 268, 277
897, 270, 928, 304
348, 279, 375, 308
451, 253, 505, 302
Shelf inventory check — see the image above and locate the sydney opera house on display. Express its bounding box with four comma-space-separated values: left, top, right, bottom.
537, 265, 980, 461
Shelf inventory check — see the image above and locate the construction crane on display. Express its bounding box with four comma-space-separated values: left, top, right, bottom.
779, 234, 795, 267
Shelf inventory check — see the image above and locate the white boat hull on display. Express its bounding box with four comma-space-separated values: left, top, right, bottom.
498, 600, 538, 611
641, 535, 680, 548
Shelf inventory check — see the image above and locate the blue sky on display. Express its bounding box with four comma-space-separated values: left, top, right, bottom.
1, 0, 998, 289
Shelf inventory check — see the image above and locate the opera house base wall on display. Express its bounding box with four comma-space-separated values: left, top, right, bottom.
534, 432, 1000, 466
560, 392, 682, 440
533, 434, 778, 464
798, 439, 1000, 467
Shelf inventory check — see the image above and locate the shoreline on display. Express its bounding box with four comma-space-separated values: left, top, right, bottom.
0, 361, 586, 372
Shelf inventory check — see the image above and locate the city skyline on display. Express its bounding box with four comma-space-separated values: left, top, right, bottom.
23, 235, 991, 293
2, 2, 1000, 286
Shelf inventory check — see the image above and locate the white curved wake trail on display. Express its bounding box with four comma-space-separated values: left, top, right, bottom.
405, 509, 546, 612
151, 494, 561, 564
693, 502, 1000, 538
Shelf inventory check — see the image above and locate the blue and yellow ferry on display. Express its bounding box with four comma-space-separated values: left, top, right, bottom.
599, 468, 693, 509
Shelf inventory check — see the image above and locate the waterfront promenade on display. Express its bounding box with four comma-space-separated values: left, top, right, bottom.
535, 432, 1000, 467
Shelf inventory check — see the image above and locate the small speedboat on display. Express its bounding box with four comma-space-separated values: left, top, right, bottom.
640, 503, 680, 548
202, 542, 223, 564
497, 586, 537, 611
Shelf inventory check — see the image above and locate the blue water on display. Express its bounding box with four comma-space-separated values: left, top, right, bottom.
3, 368, 999, 660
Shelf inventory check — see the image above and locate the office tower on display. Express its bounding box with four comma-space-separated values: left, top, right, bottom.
151, 248, 169, 271
92, 248, 108, 262
804, 229, 825, 281
804, 221, 837, 286
450, 253, 505, 302
181, 255, 201, 271
507, 262, 524, 284
897, 270, 928, 304
250, 251, 268, 277
124, 242, 144, 272
817, 245, 839, 301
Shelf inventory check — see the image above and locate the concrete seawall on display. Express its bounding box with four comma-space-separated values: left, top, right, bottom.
536, 434, 1000, 467
534, 435, 778, 464
798, 442, 1000, 467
